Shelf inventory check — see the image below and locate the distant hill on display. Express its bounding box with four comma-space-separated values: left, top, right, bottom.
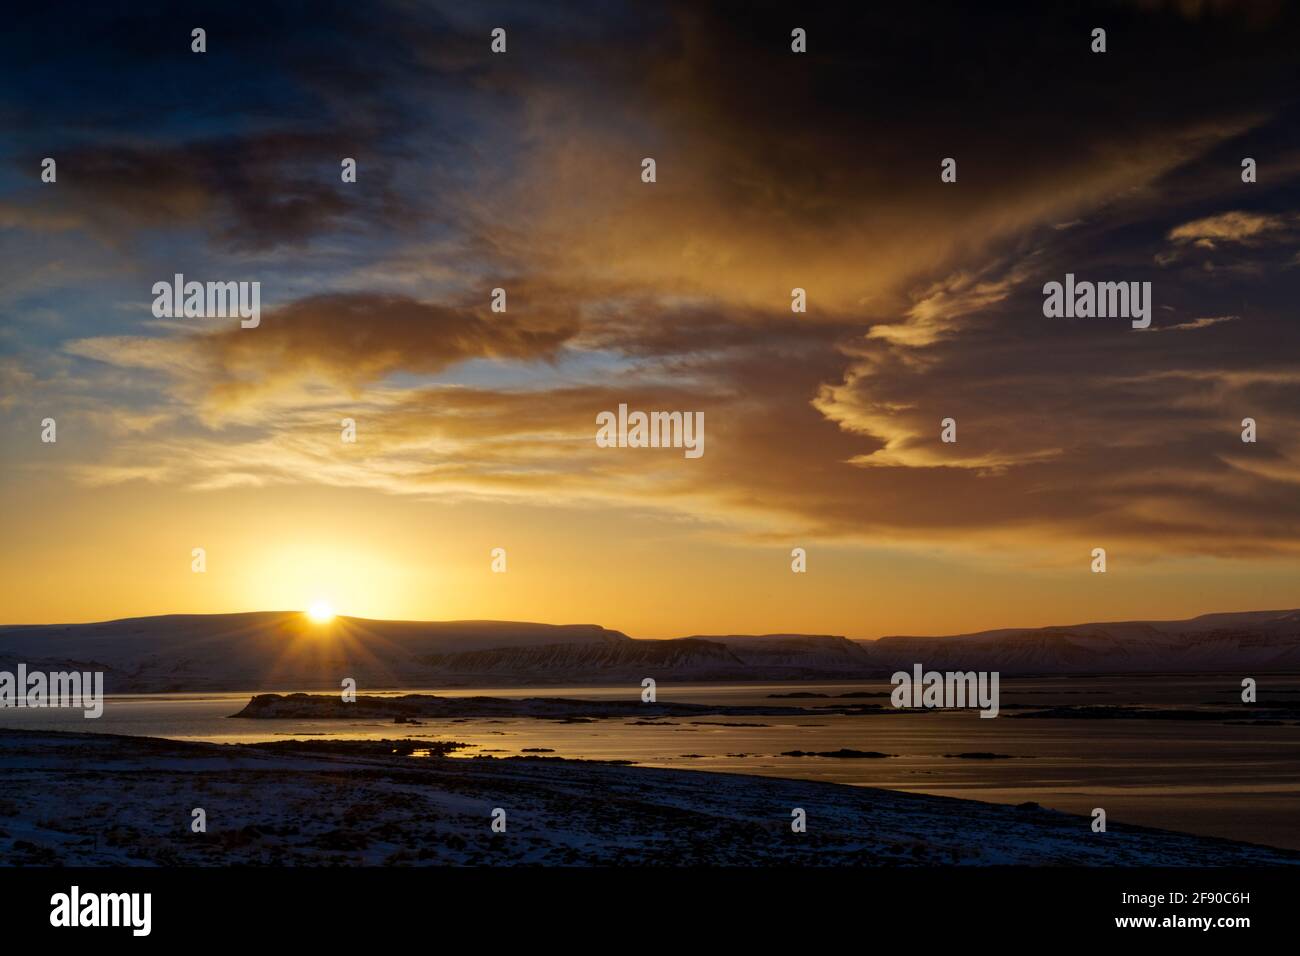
0, 612, 629, 692
0, 608, 1296, 692
421, 634, 874, 684
863, 609, 1300, 674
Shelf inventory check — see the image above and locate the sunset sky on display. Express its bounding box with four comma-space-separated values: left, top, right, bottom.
2, 1, 1298, 637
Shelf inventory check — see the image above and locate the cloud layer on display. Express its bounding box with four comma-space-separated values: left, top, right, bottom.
5, 0, 1300, 564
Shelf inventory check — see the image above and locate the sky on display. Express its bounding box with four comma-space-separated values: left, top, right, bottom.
1, 0, 1298, 637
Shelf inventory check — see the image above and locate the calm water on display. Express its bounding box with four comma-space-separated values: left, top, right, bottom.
4, 675, 1299, 851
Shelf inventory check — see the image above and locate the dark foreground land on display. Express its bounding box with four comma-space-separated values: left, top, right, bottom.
2, 729, 1298, 866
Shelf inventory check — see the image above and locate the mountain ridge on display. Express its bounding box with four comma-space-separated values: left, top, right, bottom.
0, 608, 1296, 691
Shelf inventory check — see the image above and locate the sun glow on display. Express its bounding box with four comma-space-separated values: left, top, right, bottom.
306, 600, 335, 623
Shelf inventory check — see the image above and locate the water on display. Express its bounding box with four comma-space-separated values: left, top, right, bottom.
4, 675, 1299, 851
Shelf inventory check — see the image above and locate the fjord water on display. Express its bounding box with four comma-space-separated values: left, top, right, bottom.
4, 674, 1298, 851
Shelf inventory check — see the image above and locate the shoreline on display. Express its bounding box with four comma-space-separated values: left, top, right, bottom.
2, 727, 1298, 867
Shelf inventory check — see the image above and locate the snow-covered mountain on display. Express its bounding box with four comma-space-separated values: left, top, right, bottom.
864, 609, 1300, 674
0, 608, 1296, 692
0, 612, 629, 691
420, 634, 874, 683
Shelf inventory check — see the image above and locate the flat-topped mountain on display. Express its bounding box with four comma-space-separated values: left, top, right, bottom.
0, 612, 629, 691
865, 609, 1300, 674
0, 608, 1296, 692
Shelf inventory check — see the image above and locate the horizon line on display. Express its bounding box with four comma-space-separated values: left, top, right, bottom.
2, 605, 1296, 643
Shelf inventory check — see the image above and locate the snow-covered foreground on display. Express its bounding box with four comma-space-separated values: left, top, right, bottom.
1, 728, 1297, 867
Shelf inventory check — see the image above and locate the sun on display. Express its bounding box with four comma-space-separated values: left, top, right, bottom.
305, 600, 335, 624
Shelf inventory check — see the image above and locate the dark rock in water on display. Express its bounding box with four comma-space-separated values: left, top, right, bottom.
1016, 802, 1043, 812
230, 692, 878, 722
248, 738, 468, 758
945, 752, 1015, 759
1009, 703, 1300, 722
781, 749, 894, 759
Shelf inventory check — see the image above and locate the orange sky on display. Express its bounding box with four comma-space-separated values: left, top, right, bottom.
2, 474, 1296, 637
2, 2, 1299, 634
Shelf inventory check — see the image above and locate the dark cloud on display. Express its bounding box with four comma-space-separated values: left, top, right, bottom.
11, 0, 1300, 559
8, 132, 421, 252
